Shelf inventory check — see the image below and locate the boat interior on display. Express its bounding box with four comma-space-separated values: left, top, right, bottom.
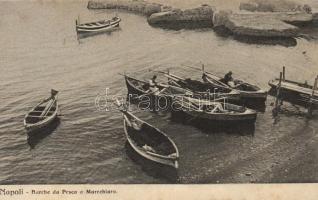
25, 101, 56, 124
233, 80, 259, 91
124, 113, 176, 156
127, 77, 165, 93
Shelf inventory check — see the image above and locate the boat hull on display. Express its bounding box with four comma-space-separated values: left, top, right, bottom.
76, 22, 120, 33
182, 109, 257, 122
76, 17, 121, 33
172, 97, 257, 123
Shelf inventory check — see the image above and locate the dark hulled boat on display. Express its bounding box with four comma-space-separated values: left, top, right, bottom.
172, 96, 257, 123
165, 72, 241, 102
202, 71, 267, 102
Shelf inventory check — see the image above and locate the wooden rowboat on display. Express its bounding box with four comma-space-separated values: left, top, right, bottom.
119, 106, 179, 169
268, 78, 318, 108
76, 16, 121, 33
24, 89, 59, 132
173, 96, 257, 122
124, 75, 166, 97
164, 72, 241, 101
202, 71, 267, 101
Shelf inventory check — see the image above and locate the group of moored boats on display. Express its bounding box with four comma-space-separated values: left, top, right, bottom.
23, 67, 317, 176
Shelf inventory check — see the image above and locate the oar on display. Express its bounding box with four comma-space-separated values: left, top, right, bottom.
181, 64, 202, 71
148, 69, 169, 75
182, 64, 230, 87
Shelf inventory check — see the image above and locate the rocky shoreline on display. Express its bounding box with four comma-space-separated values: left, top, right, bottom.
87, 0, 318, 39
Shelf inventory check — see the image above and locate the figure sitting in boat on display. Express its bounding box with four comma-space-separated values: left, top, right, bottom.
143, 75, 161, 95
219, 71, 246, 89
220, 71, 235, 87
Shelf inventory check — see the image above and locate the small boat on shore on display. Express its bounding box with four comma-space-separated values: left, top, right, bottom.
268, 78, 318, 108
202, 71, 267, 102
117, 101, 179, 169
76, 16, 121, 34
24, 89, 59, 132
173, 96, 257, 122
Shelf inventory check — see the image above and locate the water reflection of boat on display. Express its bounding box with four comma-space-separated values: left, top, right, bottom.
27, 118, 60, 149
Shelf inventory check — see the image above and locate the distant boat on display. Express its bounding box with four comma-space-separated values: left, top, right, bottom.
24, 89, 59, 132
75, 16, 121, 34
173, 96, 257, 122
268, 78, 318, 108
117, 101, 179, 169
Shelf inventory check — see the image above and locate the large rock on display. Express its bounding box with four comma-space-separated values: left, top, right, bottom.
314, 13, 318, 22
228, 13, 299, 37
239, 0, 311, 13
147, 5, 214, 27
87, 0, 163, 16
213, 12, 305, 37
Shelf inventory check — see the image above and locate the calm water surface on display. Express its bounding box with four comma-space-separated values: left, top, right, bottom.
0, 1, 318, 184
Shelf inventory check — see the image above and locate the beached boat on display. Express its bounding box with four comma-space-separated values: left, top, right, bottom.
202, 71, 267, 101
173, 96, 257, 122
119, 106, 179, 169
268, 78, 318, 108
76, 16, 121, 33
24, 89, 59, 132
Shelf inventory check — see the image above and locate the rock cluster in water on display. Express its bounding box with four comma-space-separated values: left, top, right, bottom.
239, 0, 312, 13
87, 0, 317, 38
87, 0, 163, 16
87, 0, 214, 28
147, 5, 214, 28
213, 10, 313, 37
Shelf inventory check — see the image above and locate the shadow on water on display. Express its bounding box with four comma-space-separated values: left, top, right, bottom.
149, 21, 213, 31
213, 26, 297, 47
125, 142, 179, 183
170, 111, 255, 136
240, 100, 266, 113
27, 118, 60, 149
